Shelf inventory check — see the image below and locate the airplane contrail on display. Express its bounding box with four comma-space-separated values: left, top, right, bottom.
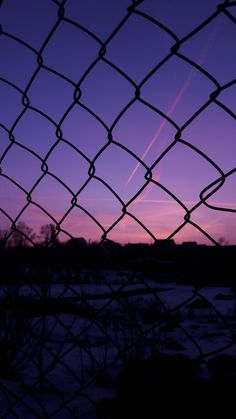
125, 29, 217, 188
125, 76, 192, 186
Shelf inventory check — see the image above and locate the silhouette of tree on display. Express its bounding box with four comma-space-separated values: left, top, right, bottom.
0, 229, 9, 248
10, 222, 36, 247
66, 237, 87, 249
219, 236, 228, 246
40, 223, 58, 246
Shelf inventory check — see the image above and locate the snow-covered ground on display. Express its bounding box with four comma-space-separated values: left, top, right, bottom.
0, 270, 236, 418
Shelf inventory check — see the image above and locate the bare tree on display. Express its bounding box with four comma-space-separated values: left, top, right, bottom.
0, 228, 10, 248
219, 237, 228, 246
40, 223, 58, 246
10, 222, 36, 247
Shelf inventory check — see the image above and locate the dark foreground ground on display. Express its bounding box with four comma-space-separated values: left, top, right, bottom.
0, 241, 235, 417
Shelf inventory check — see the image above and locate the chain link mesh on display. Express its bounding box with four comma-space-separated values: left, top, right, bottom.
0, 0, 235, 417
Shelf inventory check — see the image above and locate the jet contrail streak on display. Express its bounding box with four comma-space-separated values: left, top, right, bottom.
125, 74, 193, 186
125, 29, 217, 188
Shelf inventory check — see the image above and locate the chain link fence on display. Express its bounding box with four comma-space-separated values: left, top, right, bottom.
0, 0, 236, 417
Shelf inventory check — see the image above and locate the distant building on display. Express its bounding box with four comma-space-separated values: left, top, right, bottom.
181, 241, 198, 247
154, 239, 175, 251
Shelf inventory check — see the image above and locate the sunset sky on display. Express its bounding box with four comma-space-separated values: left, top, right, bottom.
0, 0, 235, 245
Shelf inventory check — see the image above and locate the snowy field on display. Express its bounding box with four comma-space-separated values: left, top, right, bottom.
0, 270, 236, 418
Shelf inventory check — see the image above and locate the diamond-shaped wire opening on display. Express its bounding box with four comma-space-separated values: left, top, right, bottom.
43, 21, 100, 83
13, 109, 56, 157
112, 101, 177, 166
136, 0, 220, 38
0, 35, 37, 89
0, 0, 56, 49
92, 142, 148, 200
79, 60, 135, 125
128, 183, 187, 239
0, 81, 24, 127
1, 144, 43, 191
46, 141, 91, 193
0, 126, 10, 157
61, 104, 109, 159
205, 172, 236, 212
216, 83, 236, 116
106, 12, 173, 82
64, 0, 130, 40
59, 204, 105, 242
27, 68, 75, 122
141, 55, 215, 126
152, 141, 221, 204
31, 175, 73, 223
190, 204, 236, 245
183, 103, 236, 172
0, 175, 27, 220
71, 178, 123, 232
181, 12, 236, 84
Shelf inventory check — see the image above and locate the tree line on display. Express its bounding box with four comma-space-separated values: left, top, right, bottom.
0, 221, 235, 285
0, 222, 60, 248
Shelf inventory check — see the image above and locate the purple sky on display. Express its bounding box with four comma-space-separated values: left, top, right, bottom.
0, 0, 235, 245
